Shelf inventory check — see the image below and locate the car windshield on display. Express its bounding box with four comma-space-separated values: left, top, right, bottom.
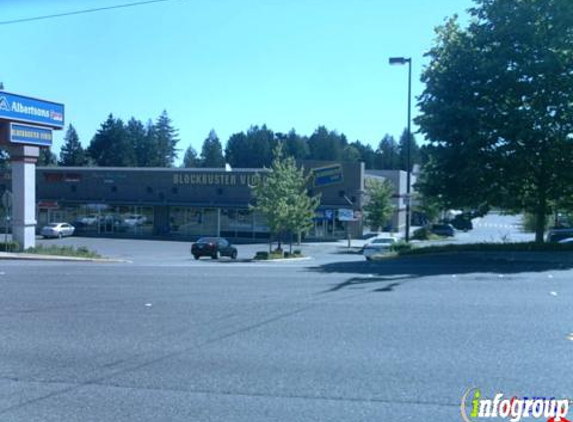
197, 237, 218, 243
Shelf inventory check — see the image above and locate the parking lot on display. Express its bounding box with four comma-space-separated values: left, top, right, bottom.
35, 235, 362, 266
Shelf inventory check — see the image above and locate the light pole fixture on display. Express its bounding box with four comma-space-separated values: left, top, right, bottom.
389, 56, 412, 242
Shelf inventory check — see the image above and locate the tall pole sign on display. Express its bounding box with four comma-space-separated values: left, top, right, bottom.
0, 91, 64, 250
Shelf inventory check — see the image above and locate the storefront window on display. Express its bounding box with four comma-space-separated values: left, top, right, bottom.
37, 203, 155, 237
170, 207, 205, 237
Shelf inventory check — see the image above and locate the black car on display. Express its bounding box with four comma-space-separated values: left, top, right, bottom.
191, 237, 238, 260
451, 214, 473, 231
430, 223, 455, 237
546, 228, 573, 243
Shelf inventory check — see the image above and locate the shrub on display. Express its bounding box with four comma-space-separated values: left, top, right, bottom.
412, 227, 431, 240
254, 251, 269, 260
293, 249, 302, 256
390, 241, 413, 253
0, 241, 19, 252
25, 245, 101, 258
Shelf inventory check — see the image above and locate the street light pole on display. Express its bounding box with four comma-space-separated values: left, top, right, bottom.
389, 56, 412, 242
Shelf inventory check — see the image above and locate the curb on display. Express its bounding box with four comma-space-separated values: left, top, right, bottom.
0, 252, 127, 263
394, 250, 573, 263
252, 256, 312, 263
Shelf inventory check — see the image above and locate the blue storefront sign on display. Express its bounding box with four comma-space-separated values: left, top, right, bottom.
0, 92, 64, 129
10, 123, 53, 147
312, 164, 343, 187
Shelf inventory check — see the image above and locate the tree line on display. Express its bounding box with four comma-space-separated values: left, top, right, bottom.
32, 113, 420, 171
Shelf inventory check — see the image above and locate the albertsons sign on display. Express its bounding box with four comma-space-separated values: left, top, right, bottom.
0, 92, 64, 129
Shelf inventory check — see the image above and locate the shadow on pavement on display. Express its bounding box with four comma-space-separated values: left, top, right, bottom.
310, 253, 573, 293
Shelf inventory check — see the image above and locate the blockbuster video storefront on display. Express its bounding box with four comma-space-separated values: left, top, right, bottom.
0, 161, 370, 241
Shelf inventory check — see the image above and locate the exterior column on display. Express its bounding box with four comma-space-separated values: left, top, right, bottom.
9, 145, 39, 250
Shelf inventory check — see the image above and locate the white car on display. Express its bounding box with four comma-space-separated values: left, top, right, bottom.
123, 215, 147, 226
362, 236, 397, 260
78, 214, 99, 225
40, 222, 75, 238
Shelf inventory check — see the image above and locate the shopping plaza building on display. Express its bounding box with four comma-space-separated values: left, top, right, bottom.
0, 161, 412, 241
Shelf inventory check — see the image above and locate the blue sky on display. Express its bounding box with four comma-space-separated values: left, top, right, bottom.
1, 0, 473, 162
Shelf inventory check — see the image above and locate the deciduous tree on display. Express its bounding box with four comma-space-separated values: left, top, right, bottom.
250, 144, 320, 252
364, 178, 394, 231
417, 0, 573, 242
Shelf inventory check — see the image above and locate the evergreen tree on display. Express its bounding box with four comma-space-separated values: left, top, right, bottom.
225, 125, 275, 168
126, 118, 149, 166
59, 124, 87, 166
154, 110, 180, 167
308, 126, 347, 161
342, 145, 361, 162
276, 129, 309, 161
376, 135, 400, 169
250, 144, 321, 252
38, 148, 58, 166
182, 145, 200, 168
225, 131, 250, 168
246, 125, 275, 168
398, 129, 420, 172
350, 141, 376, 169
88, 114, 135, 166
200, 130, 225, 168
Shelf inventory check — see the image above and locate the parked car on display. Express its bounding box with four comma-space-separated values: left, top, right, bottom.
451, 214, 473, 231
124, 214, 147, 226
430, 223, 455, 237
547, 228, 573, 243
191, 237, 238, 260
362, 236, 397, 260
77, 214, 99, 225
40, 222, 75, 238
99, 215, 126, 231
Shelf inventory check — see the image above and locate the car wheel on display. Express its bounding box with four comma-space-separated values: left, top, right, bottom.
193, 254, 199, 260
231, 251, 237, 260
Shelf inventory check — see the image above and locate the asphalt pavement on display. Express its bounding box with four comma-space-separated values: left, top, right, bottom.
1, 214, 571, 421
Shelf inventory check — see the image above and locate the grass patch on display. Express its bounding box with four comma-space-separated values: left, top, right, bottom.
25, 245, 102, 259
396, 242, 573, 256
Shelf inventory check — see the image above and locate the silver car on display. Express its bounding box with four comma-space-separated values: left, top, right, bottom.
40, 222, 75, 238
362, 236, 397, 260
